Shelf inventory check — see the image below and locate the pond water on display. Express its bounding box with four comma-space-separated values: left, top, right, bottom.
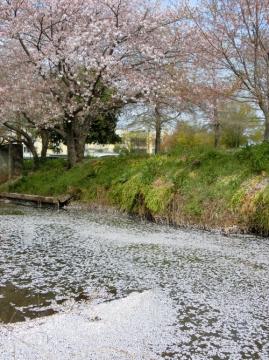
0, 203, 269, 359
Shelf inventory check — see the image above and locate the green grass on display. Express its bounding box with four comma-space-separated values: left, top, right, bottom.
2, 144, 269, 234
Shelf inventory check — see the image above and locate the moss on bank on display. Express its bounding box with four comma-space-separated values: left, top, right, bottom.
2, 144, 269, 235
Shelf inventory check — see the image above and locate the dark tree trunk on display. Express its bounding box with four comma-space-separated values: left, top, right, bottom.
26, 142, 39, 169
40, 129, 49, 160
213, 103, 221, 148
214, 122, 221, 148
65, 121, 88, 168
32, 152, 40, 169
75, 134, 87, 163
257, 101, 269, 142
66, 133, 78, 168
155, 107, 162, 155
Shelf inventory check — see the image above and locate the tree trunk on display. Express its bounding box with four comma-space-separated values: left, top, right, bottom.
264, 111, 269, 141
75, 135, 87, 163
26, 142, 39, 169
66, 134, 78, 168
3, 121, 39, 168
213, 102, 220, 148
65, 120, 77, 168
66, 121, 88, 168
155, 107, 162, 155
40, 129, 49, 160
32, 152, 40, 169
214, 122, 221, 148
257, 102, 269, 141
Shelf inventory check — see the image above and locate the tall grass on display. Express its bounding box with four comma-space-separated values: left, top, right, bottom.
2, 144, 269, 234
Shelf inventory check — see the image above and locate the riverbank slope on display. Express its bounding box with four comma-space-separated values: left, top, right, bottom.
1, 144, 269, 235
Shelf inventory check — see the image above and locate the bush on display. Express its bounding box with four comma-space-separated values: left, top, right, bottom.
5, 143, 269, 235
237, 143, 269, 173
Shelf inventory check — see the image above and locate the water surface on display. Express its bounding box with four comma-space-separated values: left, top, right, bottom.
0, 203, 268, 359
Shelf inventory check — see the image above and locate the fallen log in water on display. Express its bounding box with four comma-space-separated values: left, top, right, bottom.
0, 192, 72, 208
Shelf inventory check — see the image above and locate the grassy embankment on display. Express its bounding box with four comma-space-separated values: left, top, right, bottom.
2, 144, 269, 235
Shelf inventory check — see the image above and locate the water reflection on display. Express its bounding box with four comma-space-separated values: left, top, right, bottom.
0, 283, 56, 323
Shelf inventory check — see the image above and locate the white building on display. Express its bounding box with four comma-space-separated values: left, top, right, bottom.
23, 130, 156, 159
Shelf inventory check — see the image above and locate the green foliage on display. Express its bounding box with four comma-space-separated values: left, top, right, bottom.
251, 187, 269, 235
86, 111, 121, 145
54, 72, 122, 148
4, 143, 269, 234
219, 102, 262, 148
144, 181, 173, 214
163, 103, 262, 154
112, 173, 147, 211
163, 121, 214, 152
236, 143, 269, 173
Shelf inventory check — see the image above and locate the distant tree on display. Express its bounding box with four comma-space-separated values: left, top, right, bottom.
123, 69, 194, 155
190, 0, 269, 141
162, 121, 213, 152
219, 102, 262, 148
125, 104, 183, 154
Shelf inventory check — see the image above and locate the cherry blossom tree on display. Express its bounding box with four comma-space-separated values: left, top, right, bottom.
0, 45, 59, 167
189, 67, 241, 147
0, 0, 185, 166
189, 0, 269, 141
123, 73, 194, 154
